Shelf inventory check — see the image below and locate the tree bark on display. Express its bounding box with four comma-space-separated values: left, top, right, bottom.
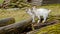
0, 17, 15, 27
0, 18, 32, 34
27, 20, 58, 34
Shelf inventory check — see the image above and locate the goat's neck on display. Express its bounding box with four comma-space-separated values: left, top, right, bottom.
31, 9, 37, 16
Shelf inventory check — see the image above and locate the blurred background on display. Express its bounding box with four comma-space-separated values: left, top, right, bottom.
0, 0, 60, 34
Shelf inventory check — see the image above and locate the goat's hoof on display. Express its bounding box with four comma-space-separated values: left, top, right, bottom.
32, 28, 35, 31
31, 24, 35, 31
37, 21, 40, 24
32, 21, 35, 24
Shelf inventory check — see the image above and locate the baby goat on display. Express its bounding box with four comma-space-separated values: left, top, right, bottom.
26, 7, 51, 23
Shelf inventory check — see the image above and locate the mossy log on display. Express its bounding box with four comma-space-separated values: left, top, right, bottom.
27, 23, 60, 34
34, 20, 58, 29
27, 20, 60, 34
0, 17, 15, 27
0, 18, 32, 34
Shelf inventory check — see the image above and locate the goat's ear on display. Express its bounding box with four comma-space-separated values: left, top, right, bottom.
32, 6, 36, 10
31, 6, 36, 12
25, 8, 28, 12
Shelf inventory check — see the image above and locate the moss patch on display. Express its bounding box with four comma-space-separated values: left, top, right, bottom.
36, 23, 60, 34
0, 0, 4, 3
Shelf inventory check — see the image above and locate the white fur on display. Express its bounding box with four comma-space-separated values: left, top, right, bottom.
26, 7, 51, 23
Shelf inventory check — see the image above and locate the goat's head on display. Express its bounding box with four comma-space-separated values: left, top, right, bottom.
25, 8, 31, 13
32, 6, 36, 10
25, 7, 34, 16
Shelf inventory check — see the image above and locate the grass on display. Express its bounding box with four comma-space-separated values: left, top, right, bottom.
0, 4, 60, 22
36, 23, 60, 34
0, 9, 30, 22
0, 0, 4, 3
0, 4, 60, 21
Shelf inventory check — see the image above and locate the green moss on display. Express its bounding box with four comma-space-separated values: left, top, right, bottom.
36, 23, 60, 34
35, 16, 60, 34
0, 0, 4, 3
29, 15, 60, 34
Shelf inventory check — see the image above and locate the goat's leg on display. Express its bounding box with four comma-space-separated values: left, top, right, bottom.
31, 23, 35, 30
42, 16, 47, 23
32, 15, 35, 23
37, 16, 40, 23
31, 15, 35, 30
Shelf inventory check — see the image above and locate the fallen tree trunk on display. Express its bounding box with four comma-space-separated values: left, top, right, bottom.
34, 20, 58, 29
0, 17, 15, 27
0, 18, 32, 34
26, 20, 59, 34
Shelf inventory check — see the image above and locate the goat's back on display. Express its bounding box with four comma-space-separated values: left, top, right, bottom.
34, 8, 51, 16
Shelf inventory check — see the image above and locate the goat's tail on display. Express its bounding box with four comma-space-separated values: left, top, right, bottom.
49, 9, 51, 13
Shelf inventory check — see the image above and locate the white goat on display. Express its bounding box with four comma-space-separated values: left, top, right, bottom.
26, 7, 51, 23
